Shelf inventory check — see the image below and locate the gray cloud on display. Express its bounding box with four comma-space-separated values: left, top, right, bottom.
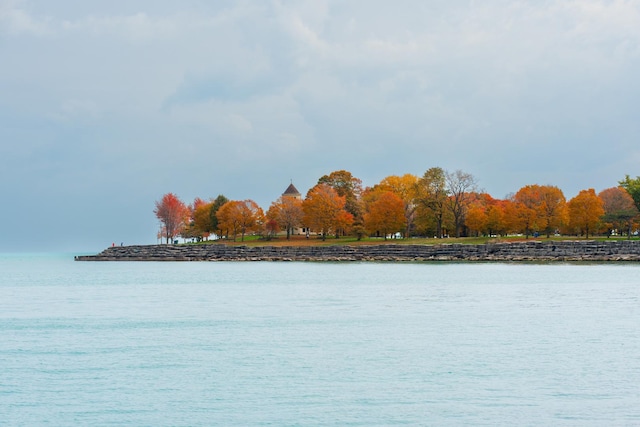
1, 0, 639, 251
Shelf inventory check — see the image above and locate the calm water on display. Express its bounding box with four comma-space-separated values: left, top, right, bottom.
1, 253, 639, 426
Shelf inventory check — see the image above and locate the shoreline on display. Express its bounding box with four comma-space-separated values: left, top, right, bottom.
75, 240, 640, 262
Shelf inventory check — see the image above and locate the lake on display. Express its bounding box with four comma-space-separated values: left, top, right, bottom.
1, 253, 639, 425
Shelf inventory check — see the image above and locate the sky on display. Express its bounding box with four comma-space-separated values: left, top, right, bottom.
1, 0, 639, 252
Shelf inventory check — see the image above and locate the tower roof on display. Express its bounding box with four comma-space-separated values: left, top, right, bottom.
283, 183, 301, 196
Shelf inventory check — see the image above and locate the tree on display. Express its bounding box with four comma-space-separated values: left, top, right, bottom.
192, 200, 215, 240
465, 203, 488, 237
415, 167, 448, 238
446, 169, 478, 238
376, 174, 419, 237
210, 195, 229, 237
538, 186, 568, 238
508, 185, 567, 238
216, 200, 264, 241
154, 193, 188, 244
364, 191, 406, 239
267, 196, 304, 239
511, 185, 543, 238
567, 189, 605, 238
599, 187, 639, 238
318, 170, 363, 219
216, 201, 242, 241
264, 218, 280, 240
485, 202, 507, 236
302, 184, 349, 241
182, 197, 209, 241
619, 175, 640, 212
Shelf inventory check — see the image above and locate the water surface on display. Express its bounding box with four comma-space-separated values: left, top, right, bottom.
1, 254, 639, 425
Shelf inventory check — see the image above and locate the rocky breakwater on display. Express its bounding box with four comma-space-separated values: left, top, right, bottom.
75, 240, 640, 262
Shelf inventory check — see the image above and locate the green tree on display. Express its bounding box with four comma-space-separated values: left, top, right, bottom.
210, 194, 229, 237
415, 167, 448, 238
619, 175, 640, 212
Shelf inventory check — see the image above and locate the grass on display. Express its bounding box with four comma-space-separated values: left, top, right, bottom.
187, 234, 640, 247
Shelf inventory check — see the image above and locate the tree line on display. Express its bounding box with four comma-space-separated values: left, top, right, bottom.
154, 169, 640, 243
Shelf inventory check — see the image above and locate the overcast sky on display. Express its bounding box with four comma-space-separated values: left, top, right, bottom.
1, 0, 639, 252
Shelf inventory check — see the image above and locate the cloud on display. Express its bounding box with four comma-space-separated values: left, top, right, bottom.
0, 0, 51, 35
1, 0, 640, 250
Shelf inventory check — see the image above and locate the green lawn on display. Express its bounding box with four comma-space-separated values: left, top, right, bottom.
185, 234, 639, 247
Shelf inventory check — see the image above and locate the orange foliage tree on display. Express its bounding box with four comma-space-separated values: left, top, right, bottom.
510, 185, 543, 238
303, 184, 352, 240
486, 202, 507, 236
317, 170, 363, 219
464, 194, 490, 237
192, 200, 216, 240
567, 189, 605, 238
181, 197, 209, 241
376, 174, 419, 237
509, 185, 566, 238
364, 191, 406, 239
216, 199, 264, 241
154, 193, 189, 244
538, 186, 568, 237
267, 196, 304, 239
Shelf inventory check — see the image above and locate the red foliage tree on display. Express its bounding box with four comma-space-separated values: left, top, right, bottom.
154, 193, 188, 244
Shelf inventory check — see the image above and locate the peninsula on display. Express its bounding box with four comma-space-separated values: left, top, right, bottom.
76, 240, 640, 262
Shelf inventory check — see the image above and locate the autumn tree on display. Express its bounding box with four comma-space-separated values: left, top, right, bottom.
567, 189, 605, 238
486, 202, 507, 236
415, 167, 448, 238
264, 218, 280, 240
538, 186, 568, 237
181, 197, 209, 241
619, 175, 640, 213
267, 196, 304, 239
154, 193, 188, 244
363, 191, 406, 239
446, 169, 478, 237
509, 185, 566, 238
303, 184, 352, 240
216, 199, 264, 241
464, 194, 492, 237
216, 201, 241, 241
318, 170, 363, 219
375, 174, 419, 237
192, 200, 215, 240
599, 187, 639, 238
509, 187, 540, 238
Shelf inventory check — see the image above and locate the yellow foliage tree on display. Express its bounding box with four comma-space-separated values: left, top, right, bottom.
364, 191, 406, 239
567, 189, 604, 238
216, 199, 264, 241
376, 174, 419, 237
267, 196, 304, 239
302, 184, 351, 240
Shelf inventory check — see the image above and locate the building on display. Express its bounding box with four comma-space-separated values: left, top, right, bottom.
282, 182, 302, 200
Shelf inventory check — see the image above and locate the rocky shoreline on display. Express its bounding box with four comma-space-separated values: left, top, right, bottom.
75, 240, 640, 262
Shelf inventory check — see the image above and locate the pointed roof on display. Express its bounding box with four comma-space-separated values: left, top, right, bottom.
283, 183, 301, 196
